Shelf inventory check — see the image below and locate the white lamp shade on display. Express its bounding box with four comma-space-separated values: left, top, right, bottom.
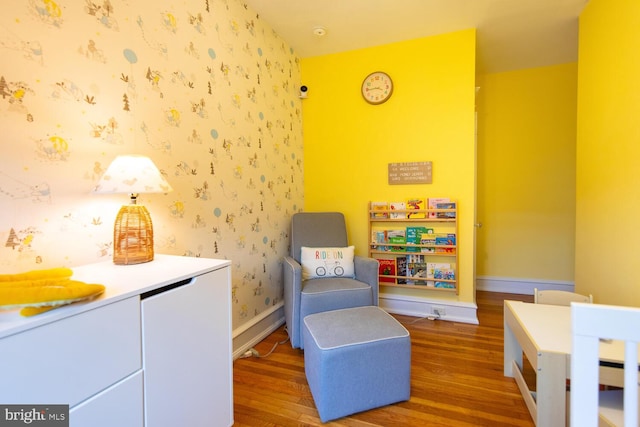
93, 155, 173, 194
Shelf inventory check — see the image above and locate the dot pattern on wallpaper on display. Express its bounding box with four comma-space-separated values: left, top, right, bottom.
0, 0, 304, 328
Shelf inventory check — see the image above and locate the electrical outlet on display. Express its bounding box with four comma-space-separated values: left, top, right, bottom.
432, 306, 446, 317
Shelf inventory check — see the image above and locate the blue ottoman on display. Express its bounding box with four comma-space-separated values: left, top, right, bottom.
302, 306, 411, 422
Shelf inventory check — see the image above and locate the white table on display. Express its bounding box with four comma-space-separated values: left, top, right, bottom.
503, 300, 633, 427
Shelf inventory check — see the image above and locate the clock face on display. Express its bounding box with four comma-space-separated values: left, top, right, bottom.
361, 71, 393, 105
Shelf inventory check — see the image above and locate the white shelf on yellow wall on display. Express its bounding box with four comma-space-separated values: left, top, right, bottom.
368, 201, 459, 294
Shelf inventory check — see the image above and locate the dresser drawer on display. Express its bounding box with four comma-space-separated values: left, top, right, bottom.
70, 370, 143, 427
0, 297, 141, 406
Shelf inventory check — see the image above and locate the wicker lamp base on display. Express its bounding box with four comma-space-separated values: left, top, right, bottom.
113, 204, 154, 265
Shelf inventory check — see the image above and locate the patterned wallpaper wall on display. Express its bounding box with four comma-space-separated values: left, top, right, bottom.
0, 0, 304, 330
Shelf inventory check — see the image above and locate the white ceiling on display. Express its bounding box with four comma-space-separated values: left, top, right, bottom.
243, 0, 589, 74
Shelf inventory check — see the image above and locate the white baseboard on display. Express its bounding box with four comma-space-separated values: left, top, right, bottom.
380, 293, 479, 325
232, 301, 285, 360
476, 276, 574, 295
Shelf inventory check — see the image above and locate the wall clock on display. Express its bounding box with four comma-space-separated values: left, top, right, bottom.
361, 71, 393, 105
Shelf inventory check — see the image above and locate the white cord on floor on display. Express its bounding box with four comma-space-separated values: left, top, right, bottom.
239, 328, 291, 359
255, 336, 290, 358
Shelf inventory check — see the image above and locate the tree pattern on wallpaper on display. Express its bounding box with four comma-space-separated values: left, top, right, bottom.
0, 0, 304, 329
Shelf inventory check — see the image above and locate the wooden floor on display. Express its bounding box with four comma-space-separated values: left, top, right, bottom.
233, 291, 535, 426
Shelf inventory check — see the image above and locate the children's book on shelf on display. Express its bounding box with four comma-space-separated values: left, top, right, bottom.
436, 202, 457, 219
420, 231, 436, 253
430, 262, 456, 289
396, 256, 408, 284
428, 197, 450, 218
426, 262, 452, 287
435, 281, 456, 289
434, 233, 456, 254
435, 248, 457, 254
433, 267, 455, 281
378, 258, 396, 283
407, 254, 427, 285
406, 198, 426, 219
406, 226, 432, 252
387, 229, 406, 252
371, 201, 389, 218
434, 233, 456, 246
389, 201, 407, 218
371, 230, 389, 251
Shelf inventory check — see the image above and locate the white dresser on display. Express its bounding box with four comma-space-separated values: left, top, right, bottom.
0, 254, 233, 427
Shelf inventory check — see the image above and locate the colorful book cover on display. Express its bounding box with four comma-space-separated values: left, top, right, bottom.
432, 264, 455, 288
428, 197, 450, 218
387, 229, 406, 252
404, 254, 424, 284
378, 258, 396, 283
371, 201, 389, 218
420, 231, 436, 253
389, 201, 406, 218
406, 198, 426, 219
406, 226, 431, 252
396, 256, 408, 284
433, 268, 455, 280
434, 281, 456, 289
371, 230, 389, 251
436, 202, 456, 219
435, 247, 456, 254
426, 262, 451, 287
408, 258, 427, 285
435, 233, 456, 245
434, 233, 456, 254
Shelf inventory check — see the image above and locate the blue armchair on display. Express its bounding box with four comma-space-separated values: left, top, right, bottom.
283, 212, 379, 349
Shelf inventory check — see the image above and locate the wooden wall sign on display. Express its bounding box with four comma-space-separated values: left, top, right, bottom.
388, 161, 432, 185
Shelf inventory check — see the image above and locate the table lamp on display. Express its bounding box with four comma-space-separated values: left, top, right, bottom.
93, 155, 173, 265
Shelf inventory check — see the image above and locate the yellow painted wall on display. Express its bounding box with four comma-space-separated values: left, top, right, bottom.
576, 0, 640, 305
476, 64, 577, 282
301, 30, 477, 304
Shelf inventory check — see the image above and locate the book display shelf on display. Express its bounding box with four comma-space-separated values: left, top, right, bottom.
368, 199, 458, 294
